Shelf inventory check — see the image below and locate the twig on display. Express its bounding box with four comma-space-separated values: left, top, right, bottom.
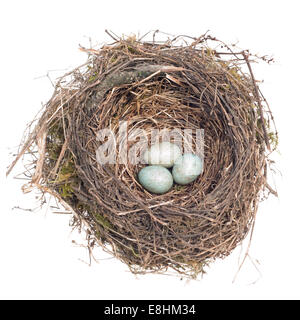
243, 51, 271, 150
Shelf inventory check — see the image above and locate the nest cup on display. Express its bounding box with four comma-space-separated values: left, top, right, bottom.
9, 33, 278, 277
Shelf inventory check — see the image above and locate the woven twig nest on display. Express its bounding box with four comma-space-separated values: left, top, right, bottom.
8, 32, 278, 277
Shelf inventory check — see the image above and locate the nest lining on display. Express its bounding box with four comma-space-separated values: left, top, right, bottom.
8, 33, 277, 277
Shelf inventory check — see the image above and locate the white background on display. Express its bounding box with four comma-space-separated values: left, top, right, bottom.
1, 0, 300, 300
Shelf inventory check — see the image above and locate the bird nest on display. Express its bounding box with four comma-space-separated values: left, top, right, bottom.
8, 32, 278, 278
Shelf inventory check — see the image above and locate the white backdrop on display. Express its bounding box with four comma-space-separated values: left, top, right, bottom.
1, 0, 299, 299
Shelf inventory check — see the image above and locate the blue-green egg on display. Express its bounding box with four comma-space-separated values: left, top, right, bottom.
138, 165, 173, 194
172, 153, 203, 185
143, 142, 181, 168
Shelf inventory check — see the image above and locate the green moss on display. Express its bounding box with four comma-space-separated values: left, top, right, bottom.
229, 67, 241, 81
174, 185, 185, 191
205, 48, 214, 57
59, 159, 75, 176
268, 131, 279, 150
46, 122, 65, 161
58, 183, 74, 198
48, 148, 59, 160
130, 246, 139, 258
127, 45, 138, 54
49, 156, 78, 199
88, 72, 98, 82
92, 212, 112, 229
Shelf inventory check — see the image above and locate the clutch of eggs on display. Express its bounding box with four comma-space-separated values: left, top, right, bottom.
139, 142, 203, 194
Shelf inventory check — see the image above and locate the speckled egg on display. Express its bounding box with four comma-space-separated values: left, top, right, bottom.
143, 142, 181, 168
138, 165, 173, 194
172, 153, 203, 185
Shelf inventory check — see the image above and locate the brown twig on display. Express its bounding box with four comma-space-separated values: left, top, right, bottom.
243, 51, 271, 151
